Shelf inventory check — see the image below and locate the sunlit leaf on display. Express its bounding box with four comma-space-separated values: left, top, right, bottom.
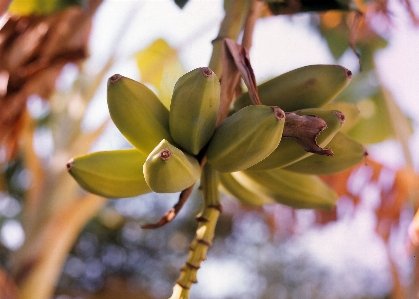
333, 70, 412, 145
345, 92, 394, 144
317, 12, 350, 60
8, 0, 83, 15
135, 39, 185, 109
345, 87, 413, 145
317, 9, 387, 70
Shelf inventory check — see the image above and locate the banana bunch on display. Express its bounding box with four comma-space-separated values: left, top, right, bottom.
218, 64, 367, 209
219, 169, 338, 209
68, 64, 366, 211
68, 68, 221, 196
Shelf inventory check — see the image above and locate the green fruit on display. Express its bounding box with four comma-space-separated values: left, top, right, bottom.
206, 105, 286, 173
323, 102, 360, 133
67, 149, 151, 198
143, 139, 201, 193
169, 67, 220, 155
283, 132, 367, 175
249, 108, 345, 171
107, 74, 173, 155
219, 172, 273, 206
233, 64, 352, 112
237, 169, 338, 209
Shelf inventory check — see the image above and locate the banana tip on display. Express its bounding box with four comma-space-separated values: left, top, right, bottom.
66, 158, 74, 171
272, 107, 285, 120
159, 148, 172, 161
335, 110, 345, 124
345, 68, 352, 79
200, 67, 214, 78
109, 74, 123, 84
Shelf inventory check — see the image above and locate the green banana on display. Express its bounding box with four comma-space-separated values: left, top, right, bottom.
323, 102, 360, 133
236, 169, 338, 209
283, 132, 367, 175
67, 149, 151, 198
206, 105, 286, 173
107, 74, 173, 156
218, 172, 274, 206
233, 64, 352, 112
143, 139, 201, 193
169, 67, 220, 155
248, 108, 345, 171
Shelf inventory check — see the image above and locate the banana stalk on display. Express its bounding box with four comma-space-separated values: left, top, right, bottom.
169, 164, 221, 299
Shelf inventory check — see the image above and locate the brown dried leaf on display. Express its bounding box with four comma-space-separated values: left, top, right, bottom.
217, 39, 242, 124
283, 112, 333, 155
223, 38, 260, 105
0, 5, 99, 160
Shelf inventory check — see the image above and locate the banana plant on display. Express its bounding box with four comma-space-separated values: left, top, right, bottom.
67, 5, 368, 298
3, 0, 416, 298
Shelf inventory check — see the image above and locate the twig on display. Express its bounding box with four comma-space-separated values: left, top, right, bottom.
141, 185, 194, 229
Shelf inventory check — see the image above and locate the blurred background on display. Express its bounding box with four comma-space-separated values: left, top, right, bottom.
1, 0, 419, 298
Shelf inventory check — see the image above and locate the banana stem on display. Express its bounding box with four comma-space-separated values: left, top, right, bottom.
169, 164, 221, 299
208, 0, 251, 78
169, 2, 255, 298
241, 0, 264, 49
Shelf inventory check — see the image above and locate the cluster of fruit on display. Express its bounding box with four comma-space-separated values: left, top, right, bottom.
67, 65, 366, 209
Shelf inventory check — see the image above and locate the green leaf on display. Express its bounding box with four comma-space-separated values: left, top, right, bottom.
135, 39, 186, 109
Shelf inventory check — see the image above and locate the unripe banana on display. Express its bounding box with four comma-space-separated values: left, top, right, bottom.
67, 149, 151, 198
236, 169, 338, 209
219, 172, 274, 206
233, 64, 352, 112
248, 108, 345, 171
283, 132, 367, 175
206, 105, 286, 173
143, 139, 201, 193
107, 74, 173, 155
323, 102, 360, 133
169, 67, 220, 155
